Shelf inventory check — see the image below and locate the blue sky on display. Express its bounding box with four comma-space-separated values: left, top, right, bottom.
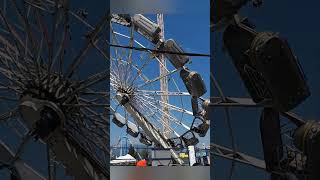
110, 1, 210, 149
0, 1, 210, 179
6, 0, 320, 179
0, 1, 108, 179
212, 1, 320, 179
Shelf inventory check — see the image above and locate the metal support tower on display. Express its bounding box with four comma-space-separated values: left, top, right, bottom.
157, 14, 171, 138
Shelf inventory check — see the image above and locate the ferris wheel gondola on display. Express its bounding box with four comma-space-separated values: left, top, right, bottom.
110, 13, 210, 165
212, 1, 320, 179
0, 0, 110, 179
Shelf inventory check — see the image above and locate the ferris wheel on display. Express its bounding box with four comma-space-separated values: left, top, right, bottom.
110, 14, 210, 165
0, 0, 110, 179
211, 0, 320, 180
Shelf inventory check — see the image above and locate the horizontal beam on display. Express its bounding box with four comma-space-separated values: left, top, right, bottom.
209, 97, 272, 107
211, 143, 266, 170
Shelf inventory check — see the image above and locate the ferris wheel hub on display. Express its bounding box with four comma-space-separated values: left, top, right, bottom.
117, 92, 131, 105
19, 96, 66, 142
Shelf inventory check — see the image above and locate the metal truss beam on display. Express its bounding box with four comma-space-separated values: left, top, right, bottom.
211, 143, 266, 170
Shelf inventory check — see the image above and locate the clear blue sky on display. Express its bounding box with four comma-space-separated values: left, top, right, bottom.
110, 1, 211, 148
0, 1, 108, 179
212, 1, 320, 179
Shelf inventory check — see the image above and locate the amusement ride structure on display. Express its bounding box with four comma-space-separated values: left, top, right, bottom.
211, 0, 320, 180
110, 13, 210, 165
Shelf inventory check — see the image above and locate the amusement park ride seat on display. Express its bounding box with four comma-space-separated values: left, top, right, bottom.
167, 137, 184, 150
191, 97, 209, 120
139, 133, 153, 146
293, 121, 320, 180
201, 99, 210, 120
191, 97, 199, 116
163, 39, 190, 69
192, 120, 210, 138
126, 121, 139, 138
181, 130, 199, 147
112, 113, 126, 128
190, 97, 210, 137
180, 68, 207, 98
223, 22, 310, 112
132, 14, 161, 44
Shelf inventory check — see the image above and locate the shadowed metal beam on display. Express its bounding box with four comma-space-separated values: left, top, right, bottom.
209, 97, 272, 107
281, 112, 306, 127
0, 140, 46, 180
211, 143, 266, 170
